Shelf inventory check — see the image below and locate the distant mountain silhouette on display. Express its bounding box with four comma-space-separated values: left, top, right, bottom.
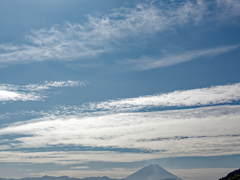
219, 169, 240, 180
0, 176, 118, 180
124, 164, 183, 180
0, 164, 182, 180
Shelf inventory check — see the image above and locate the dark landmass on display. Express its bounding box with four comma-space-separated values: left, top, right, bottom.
220, 169, 240, 180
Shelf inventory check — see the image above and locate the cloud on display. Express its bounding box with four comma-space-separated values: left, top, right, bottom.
0, 105, 240, 160
3, 82, 239, 116
121, 45, 239, 71
0, 90, 41, 102
0, 0, 239, 65
69, 82, 240, 112
216, 0, 240, 19
0, 151, 164, 165
1, 81, 240, 120
0, 80, 86, 91
0, 80, 87, 102
0, 83, 240, 164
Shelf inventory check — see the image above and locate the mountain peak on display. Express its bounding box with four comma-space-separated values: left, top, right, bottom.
124, 164, 183, 180
148, 164, 161, 167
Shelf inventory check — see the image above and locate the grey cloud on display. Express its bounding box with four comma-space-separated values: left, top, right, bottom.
138, 134, 240, 142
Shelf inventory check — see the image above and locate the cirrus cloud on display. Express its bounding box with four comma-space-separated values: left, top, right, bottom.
0, 0, 239, 66
0, 80, 87, 102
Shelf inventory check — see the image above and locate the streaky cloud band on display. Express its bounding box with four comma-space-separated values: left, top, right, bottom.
1, 82, 239, 118
78, 82, 240, 112
0, 105, 239, 163
4, 82, 239, 115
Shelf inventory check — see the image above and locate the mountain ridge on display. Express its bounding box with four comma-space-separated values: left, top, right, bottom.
219, 168, 240, 180
0, 164, 182, 180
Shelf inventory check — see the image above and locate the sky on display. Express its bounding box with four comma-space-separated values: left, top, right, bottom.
0, 0, 240, 180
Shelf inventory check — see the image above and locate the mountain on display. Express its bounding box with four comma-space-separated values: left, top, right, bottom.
0, 164, 182, 180
124, 164, 183, 180
0, 176, 118, 180
219, 169, 240, 180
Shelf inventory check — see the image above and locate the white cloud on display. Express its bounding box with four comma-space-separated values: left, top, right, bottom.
1, 81, 237, 118
0, 90, 41, 102
7, 82, 240, 116
0, 83, 240, 164
0, 0, 239, 65
21, 80, 87, 91
76, 82, 240, 112
121, 45, 239, 71
0, 4, 167, 64
0, 80, 87, 102
0, 105, 240, 160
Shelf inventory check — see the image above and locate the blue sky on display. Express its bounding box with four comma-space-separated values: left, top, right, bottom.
0, 0, 240, 179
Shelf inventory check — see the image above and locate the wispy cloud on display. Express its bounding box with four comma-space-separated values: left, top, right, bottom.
216, 0, 240, 19
2, 82, 239, 116
121, 45, 239, 71
0, 0, 239, 65
0, 80, 87, 102
0, 90, 41, 102
0, 105, 240, 159
69, 82, 240, 112
0, 151, 162, 165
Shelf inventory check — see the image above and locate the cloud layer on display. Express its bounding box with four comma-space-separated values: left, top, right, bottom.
0, 105, 240, 162
0, 82, 240, 165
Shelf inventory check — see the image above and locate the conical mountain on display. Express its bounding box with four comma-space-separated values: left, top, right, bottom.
124, 164, 183, 180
